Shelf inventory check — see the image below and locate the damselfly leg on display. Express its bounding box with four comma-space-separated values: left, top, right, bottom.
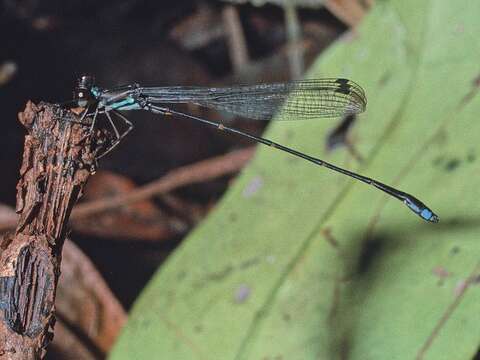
95, 109, 133, 159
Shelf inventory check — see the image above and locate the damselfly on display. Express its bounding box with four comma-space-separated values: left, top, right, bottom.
71, 74, 439, 223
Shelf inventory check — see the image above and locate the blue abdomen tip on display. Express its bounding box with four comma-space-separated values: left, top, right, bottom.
421, 208, 439, 223
421, 208, 432, 220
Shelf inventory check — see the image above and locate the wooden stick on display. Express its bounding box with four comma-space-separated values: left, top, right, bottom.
0, 102, 103, 359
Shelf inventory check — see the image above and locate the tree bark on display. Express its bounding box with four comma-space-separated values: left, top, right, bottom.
0, 102, 104, 359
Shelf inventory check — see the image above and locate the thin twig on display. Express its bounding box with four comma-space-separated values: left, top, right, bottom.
284, 3, 304, 79
71, 147, 255, 220
415, 261, 480, 360
223, 5, 250, 74
72, 147, 254, 220
323, 0, 371, 28
0, 147, 255, 232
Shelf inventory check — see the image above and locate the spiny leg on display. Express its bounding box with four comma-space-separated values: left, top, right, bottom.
106, 108, 121, 139
96, 110, 121, 159
112, 109, 134, 141
96, 110, 134, 159
78, 105, 99, 143
88, 105, 100, 134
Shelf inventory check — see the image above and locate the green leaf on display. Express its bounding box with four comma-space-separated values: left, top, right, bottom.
109, 1, 480, 359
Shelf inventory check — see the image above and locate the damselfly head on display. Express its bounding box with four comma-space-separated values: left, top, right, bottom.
73, 74, 96, 107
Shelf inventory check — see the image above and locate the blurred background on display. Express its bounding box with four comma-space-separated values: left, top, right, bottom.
1, 0, 372, 358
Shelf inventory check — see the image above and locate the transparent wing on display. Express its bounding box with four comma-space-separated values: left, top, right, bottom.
138, 78, 367, 120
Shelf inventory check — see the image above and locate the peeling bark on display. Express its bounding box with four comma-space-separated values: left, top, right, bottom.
0, 102, 105, 359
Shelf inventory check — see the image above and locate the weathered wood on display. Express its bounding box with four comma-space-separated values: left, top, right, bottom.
0, 102, 105, 359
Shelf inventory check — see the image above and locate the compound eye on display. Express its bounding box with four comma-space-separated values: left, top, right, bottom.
73, 89, 91, 101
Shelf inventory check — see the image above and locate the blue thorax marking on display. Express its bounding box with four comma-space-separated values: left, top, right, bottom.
91, 86, 101, 98
108, 97, 136, 110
